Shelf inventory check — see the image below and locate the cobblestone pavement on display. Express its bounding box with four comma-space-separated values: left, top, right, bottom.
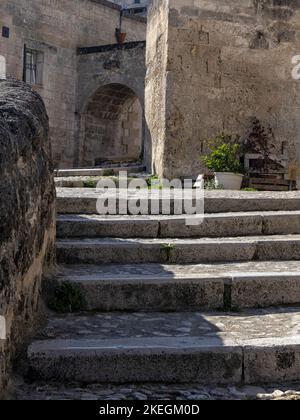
35, 308, 300, 342
13, 381, 300, 400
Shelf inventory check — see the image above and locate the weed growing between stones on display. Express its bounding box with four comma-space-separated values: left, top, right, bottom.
146, 175, 162, 190
102, 169, 115, 177
160, 243, 176, 262
83, 177, 97, 188
241, 187, 258, 192
48, 282, 85, 313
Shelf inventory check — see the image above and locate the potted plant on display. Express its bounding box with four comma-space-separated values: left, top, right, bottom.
116, 28, 127, 44
201, 133, 244, 190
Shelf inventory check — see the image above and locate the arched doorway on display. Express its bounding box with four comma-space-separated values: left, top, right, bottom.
81, 83, 143, 167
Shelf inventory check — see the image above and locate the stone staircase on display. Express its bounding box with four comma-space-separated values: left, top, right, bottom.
27, 189, 300, 386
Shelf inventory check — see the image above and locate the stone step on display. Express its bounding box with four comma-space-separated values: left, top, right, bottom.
56, 235, 300, 265
55, 261, 300, 311
54, 172, 150, 189
55, 165, 145, 178
28, 308, 300, 384
57, 189, 300, 215
57, 211, 300, 238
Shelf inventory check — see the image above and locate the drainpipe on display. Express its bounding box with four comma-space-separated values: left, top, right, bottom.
119, 8, 123, 33
115, 8, 127, 44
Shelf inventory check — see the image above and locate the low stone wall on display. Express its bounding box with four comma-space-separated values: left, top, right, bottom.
0, 79, 56, 395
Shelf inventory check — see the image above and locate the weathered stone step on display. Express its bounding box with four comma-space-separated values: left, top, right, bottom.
56, 235, 300, 265
57, 211, 300, 238
55, 172, 150, 189
55, 262, 300, 311
55, 165, 145, 178
28, 308, 300, 384
57, 189, 300, 215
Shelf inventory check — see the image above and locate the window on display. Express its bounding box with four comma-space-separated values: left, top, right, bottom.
23, 47, 44, 85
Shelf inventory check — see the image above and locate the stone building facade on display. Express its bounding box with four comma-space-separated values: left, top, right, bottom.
146, 0, 300, 183
0, 0, 147, 168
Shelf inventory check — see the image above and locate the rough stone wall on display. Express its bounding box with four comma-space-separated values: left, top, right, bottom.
76, 42, 146, 166
0, 0, 146, 168
145, 0, 169, 176
146, 0, 300, 181
0, 79, 56, 395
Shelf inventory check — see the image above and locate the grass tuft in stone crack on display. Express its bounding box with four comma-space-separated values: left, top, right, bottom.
146, 175, 163, 190
48, 282, 85, 313
83, 177, 97, 188
160, 243, 176, 262
102, 169, 115, 177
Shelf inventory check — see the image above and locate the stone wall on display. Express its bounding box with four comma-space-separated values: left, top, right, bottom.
0, 0, 146, 168
146, 0, 300, 181
0, 79, 56, 395
76, 42, 146, 167
145, 0, 169, 177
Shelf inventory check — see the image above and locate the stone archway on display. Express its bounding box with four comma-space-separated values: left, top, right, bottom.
80, 83, 143, 167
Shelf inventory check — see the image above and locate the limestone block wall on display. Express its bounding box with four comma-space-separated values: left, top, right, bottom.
0, 0, 146, 168
0, 79, 56, 395
145, 0, 169, 176
146, 0, 300, 180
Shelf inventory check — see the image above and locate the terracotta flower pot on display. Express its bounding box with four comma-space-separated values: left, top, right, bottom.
116, 32, 127, 44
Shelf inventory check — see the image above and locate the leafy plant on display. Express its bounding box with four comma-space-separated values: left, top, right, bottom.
201, 133, 243, 174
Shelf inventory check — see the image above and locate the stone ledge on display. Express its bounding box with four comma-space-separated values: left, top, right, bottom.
56, 235, 300, 265
56, 188, 300, 214
27, 308, 300, 384
56, 211, 300, 238
77, 41, 146, 55
54, 261, 300, 311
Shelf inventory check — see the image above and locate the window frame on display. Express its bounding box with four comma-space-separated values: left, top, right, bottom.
23, 45, 44, 86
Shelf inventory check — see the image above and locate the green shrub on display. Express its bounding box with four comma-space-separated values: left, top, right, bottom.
202, 133, 243, 174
